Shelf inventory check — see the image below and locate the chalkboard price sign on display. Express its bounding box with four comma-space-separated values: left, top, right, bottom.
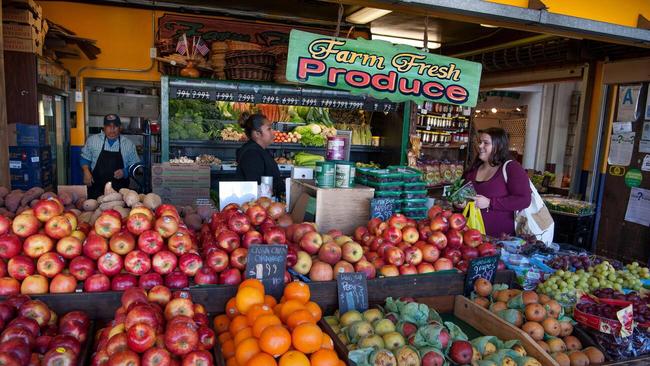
370, 198, 396, 222
246, 245, 288, 299
336, 272, 368, 314
464, 255, 500, 296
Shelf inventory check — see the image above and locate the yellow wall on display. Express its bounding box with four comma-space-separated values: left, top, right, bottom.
487, 0, 650, 28
39, 2, 162, 145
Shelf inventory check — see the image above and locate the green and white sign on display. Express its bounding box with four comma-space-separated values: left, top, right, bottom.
625, 168, 643, 188
286, 30, 483, 107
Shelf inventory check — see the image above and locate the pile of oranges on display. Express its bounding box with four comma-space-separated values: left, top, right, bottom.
213, 279, 344, 366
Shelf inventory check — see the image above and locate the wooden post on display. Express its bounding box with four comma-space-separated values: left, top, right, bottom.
0, 0, 10, 188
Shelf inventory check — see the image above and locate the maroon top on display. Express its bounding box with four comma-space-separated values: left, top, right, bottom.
464, 160, 532, 238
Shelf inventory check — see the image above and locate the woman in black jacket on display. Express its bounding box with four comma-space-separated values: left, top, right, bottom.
235, 113, 283, 196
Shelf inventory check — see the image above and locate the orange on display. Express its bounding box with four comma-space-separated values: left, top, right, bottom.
284, 281, 310, 304
218, 332, 233, 344
236, 287, 264, 315
259, 325, 291, 357
279, 300, 305, 322
233, 327, 253, 346
291, 323, 323, 354
229, 315, 249, 335
310, 349, 339, 366
264, 295, 277, 308
245, 352, 277, 366
214, 314, 231, 334
226, 298, 241, 319
321, 333, 334, 350
246, 304, 274, 325
279, 350, 310, 366
221, 339, 236, 359
338, 361, 346, 366
286, 309, 316, 331
304, 301, 322, 321
226, 357, 238, 366
235, 337, 260, 366
252, 314, 282, 338
239, 278, 265, 293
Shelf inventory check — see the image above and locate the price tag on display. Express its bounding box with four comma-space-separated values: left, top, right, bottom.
171, 87, 213, 100
370, 198, 395, 222
336, 272, 368, 314
245, 245, 288, 299
464, 255, 500, 296
9, 161, 21, 169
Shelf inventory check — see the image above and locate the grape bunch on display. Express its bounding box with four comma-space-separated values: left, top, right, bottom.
592, 288, 650, 323
576, 302, 623, 321
547, 254, 591, 270
592, 257, 624, 270
520, 241, 556, 256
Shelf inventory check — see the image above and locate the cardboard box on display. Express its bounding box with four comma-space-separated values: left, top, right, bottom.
9, 146, 51, 168
151, 163, 210, 206
3, 23, 40, 39
289, 180, 374, 234
2, 7, 41, 26
3, 0, 42, 17
7, 124, 47, 146
3, 35, 42, 55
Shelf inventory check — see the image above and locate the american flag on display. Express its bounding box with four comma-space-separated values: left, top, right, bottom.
175, 34, 188, 56
194, 37, 209, 56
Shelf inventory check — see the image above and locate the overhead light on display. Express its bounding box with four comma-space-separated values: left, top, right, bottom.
372, 34, 441, 50
475, 110, 481, 113
515, 107, 522, 112
491, 108, 498, 113
346, 7, 392, 24
480, 24, 499, 28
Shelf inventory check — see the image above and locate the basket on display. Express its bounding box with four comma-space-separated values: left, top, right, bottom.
225, 40, 262, 51
211, 41, 228, 53
265, 45, 288, 57
158, 61, 214, 78
224, 65, 273, 81
274, 59, 288, 84
225, 51, 275, 67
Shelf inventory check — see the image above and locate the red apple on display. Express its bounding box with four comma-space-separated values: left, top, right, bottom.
155, 204, 180, 220
11, 214, 40, 239
460, 245, 479, 261
427, 231, 447, 250
354, 259, 376, 279
0, 339, 32, 365
194, 267, 217, 285
0, 234, 22, 260
22, 234, 53, 259
124, 250, 152, 275
197, 327, 215, 351
215, 230, 239, 253
267, 202, 285, 220
94, 212, 122, 238
429, 216, 449, 233
456, 260, 469, 272
69, 256, 96, 281
299, 232, 323, 255
155, 215, 179, 239
142, 347, 171, 366
164, 271, 189, 289
229, 248, 247, 271
138, 230, 164, 255
108, 349, 140, 366
245, 205, 267, 226
148, 285, 172, 306
178, 253, 203, 276
127, 322, 156, 353
33, 199, 63, 223
442, 248, 462, 264
421, 348, 445, 366
82, 232, 108, 260
55, 236, 82, 259
139, 272, 163, 290
36, 252, 65, 278
399, 264, 418, 275
433, 258, 454, 271
377, 243, 394, 258
449, 340, 473, 365
382, 226, 402, 244
448, 213, 467, 231
354, 226, 369, 242
111, 273, 138, 291
404, 246, 423, 265
420, 244, 440, 263
7, 255, 35, 281
388, 214, 408, 229
126, 212, 152, 236
97, 252, 123, 277
318, 242, 342, 265
401, 226, 419, 244
227, 213, 250, 235
478, 242, 497, 257
218, 268, 241, 286
241, 230, 263, 249
384, 246, 405, 266
379, 265, 400, 277
0, 277, 20, 295
369, 237, 384, 252
417, 262, 435, 274
446, 229, 463, 249
0, 217, 11, 237
168, 231, 193, 256
418, 225, 433, 242
182, 350, 213, 366
427, 205, 443, 220
20, 274, 48, 295
463, 229, 482, 248
204, 248, 228, 273
367, 217, 382, 235
44, 215, 72, 240
286, 245, 298, 268
333, 260, 354, 274
309, 261, 333, 281
341, 242, 364, 263
109, 230, 136, 255
263, 227, 287, 245
0, 261, 6, 278
291, 223, 315, 243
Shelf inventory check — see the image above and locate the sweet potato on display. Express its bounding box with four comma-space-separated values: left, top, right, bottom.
98, 193, 122, 204
57, 191, 72, 206
68, 208, 81, 216
184, 213, 203, 231
124, 192, 140, 208
0, 187, 9, 199
21, 187, 44, 206
0, 197, 3, 207
5, 191, 24, 212
0, 208, 14, 218
114, 206, 130, 218
99, 201, 124, 211
78, 211, 93, 224
90, 210, 102, 225
30, 199, 39, 208
104, 182, 117, 196
16, 206, 30, 215
143, 193, 162, 210
40, 192, 57, 200
82, 199, 98, 212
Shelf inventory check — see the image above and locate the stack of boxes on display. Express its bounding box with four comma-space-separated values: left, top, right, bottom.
2, 0, 47, 56
357, 166, 428, 220
8, 124, 52, 190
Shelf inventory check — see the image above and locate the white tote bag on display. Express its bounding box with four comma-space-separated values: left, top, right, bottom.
502, 161, 555, 244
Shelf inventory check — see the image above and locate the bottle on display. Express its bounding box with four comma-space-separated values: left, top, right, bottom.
260, 176, 274, 199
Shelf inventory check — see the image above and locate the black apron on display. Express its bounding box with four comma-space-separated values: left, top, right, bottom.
88, 136, 130, 199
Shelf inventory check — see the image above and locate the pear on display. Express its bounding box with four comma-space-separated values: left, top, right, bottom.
394, 345, 420, 366
348, 321, 374, 342
340, 310, 363, 327
329, 324, 341, 334
373, 318, 396, 336
363, 308, 383, 323
369, 349, 397, 366
324, 316, 339, 326
382, 331, 406, 350
512, 344, 527, 357
337, 332, 350, 345
358, 334, 385, 349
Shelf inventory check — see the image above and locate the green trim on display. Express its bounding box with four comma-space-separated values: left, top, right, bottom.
400, 102, 412, 165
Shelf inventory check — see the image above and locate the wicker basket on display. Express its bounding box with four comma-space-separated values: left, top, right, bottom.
225, 65, 273, 81
211, 41, 228, 53
225, 51, 276, 67
158, 61, 214, 78
265, 45, 288, 56
225, 40, 262, 51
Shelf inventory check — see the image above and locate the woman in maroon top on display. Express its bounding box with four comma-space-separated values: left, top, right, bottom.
464, 128, 531, 238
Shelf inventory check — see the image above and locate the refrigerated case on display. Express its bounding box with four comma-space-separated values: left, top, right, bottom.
38, 85, 70, 187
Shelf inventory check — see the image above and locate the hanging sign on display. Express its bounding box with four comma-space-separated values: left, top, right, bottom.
286, 30, 483, 107
617, 85, 641, 121
625, 169, 643, 188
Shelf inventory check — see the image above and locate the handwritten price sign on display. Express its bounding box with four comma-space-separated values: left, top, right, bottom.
337, 272, 368, 313
245, 245, 288, 299
464, 255, 499, 296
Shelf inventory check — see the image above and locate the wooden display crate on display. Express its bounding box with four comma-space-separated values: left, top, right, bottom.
289, 179, 374, 235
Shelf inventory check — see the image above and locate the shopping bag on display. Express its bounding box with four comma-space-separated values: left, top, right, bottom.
463, 201, 486, 235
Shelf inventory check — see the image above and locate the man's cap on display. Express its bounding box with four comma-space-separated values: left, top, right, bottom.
103, 114, 121, 127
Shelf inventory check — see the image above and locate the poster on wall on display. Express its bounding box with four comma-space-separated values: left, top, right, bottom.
625, 187, 650, 227
617, 85, 641, 122
643, 122, 650, 141
607, 132, 635, 166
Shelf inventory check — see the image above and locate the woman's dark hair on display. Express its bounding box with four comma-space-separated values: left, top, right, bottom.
472, 127, 512, 167
239, 113, 269, 138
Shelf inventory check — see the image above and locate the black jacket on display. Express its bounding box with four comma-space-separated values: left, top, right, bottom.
236, 140, 283, 195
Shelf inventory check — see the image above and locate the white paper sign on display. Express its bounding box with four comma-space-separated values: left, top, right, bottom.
218, 181, 258, 210
613, 122, 633, 133
9, 161, 21, 169
625, 187, 650, 226
642, 155, 650, 172
640, 140, 650, 154
645, 93, 650, 119
608, 132, 635, 166
643, 122, 650, 141
618, 85, 641, 121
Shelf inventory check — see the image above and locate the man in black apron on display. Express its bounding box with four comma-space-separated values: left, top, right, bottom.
81, 114, 139, 199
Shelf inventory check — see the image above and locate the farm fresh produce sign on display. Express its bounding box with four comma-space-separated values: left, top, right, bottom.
286, 30, 482, 107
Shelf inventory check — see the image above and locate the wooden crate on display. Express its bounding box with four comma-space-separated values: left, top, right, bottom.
289, 179, 374, 235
